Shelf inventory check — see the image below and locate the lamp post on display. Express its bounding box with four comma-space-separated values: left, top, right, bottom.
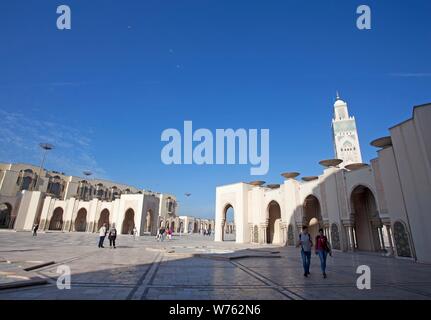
36, 143, 54, 190
82, 171, 92, 200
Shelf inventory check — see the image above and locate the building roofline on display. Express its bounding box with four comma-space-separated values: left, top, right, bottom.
389, 103, 431, 130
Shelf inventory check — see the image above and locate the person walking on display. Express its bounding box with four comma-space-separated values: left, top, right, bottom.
297, 226, 313, 277
159, 226, 166, 242
32, 223, 39, 237
315, 228, 332, 278
108, 224, 117, 249
98, 223, 107, 248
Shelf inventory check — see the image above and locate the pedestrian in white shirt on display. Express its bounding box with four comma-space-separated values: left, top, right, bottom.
98, 223, 107, 248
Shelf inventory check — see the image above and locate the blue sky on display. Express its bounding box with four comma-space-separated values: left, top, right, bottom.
0, 0, 430, 218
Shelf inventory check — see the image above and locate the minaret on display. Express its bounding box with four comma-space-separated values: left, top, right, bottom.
331, 92, 362, 166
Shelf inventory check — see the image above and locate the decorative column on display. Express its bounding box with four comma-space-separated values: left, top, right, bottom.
378, 227, 385, 251
347, 226, 355, 251
385, 224, 395, 256
249, 224, 254, 243
220, 219, 225, 238
259, 223, 268, 244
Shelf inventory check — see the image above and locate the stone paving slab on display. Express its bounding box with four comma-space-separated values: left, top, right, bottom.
0, 231, 430, 300
0, 261, 47, 290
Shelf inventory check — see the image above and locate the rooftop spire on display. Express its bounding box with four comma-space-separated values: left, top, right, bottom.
336, 90, 340, 100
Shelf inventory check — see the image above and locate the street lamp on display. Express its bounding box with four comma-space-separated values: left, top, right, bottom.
83, 171, 93, 178
81, 171, 92, 200
36, 143, 54, 190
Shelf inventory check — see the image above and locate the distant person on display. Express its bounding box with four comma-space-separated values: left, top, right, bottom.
315, 228, 332, 278
133, 227, 138, 240
32, 223, 39, 237
297, 226, 313, 277
159, 226, 166, 242
98, 223, 107, 248
108, 225, 117, 249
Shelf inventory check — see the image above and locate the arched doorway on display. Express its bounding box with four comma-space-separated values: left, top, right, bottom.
193, 222, 198, 233
49, 207, 64, 231
351, 186, 382, 251
303, 195, 322, 241
222, 204, 235, 241
170, 221, 175, 233
267, 201, 282, 244
0, 203, 13, 229
74, 208, 87, 232
97, 209, 110, 230
122, 209, 135, 235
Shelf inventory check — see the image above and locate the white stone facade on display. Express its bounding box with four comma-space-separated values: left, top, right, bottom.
0, 164, 178, 236
215, 101, 431, 264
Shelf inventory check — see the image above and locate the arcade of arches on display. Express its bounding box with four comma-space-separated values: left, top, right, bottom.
216, 185, 413, 259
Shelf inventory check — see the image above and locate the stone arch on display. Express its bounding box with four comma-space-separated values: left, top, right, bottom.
287, 224, 294, 246
303, 195, 323, 241
170, 221, 175, 232
331, 223, 341, 250
98, 209, 110, 230
74, 208, 87, 232
122, 208, 135, 235
350, 185, 382, 251
393, 220, 412, 258
267, 200, 282, 244
49, 207, 64, 231
0, 203, 13, 229
221, 203, 235, 241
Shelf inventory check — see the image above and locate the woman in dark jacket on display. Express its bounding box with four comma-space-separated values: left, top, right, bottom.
108, 225, 117, 249
315, 228, 332, 278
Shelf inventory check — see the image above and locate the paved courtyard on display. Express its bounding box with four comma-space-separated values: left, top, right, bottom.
0, 230, 430, 300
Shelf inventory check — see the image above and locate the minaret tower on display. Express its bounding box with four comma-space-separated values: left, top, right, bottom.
331, 92, 362, 166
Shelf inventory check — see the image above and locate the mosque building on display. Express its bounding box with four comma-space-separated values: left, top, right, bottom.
0, 164, 179, 236
215, 96, 431, 264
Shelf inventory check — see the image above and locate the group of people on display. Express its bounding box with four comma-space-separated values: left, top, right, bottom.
297, 226, 332, 278
156, 226, 174, 241
98, 223, 118, 249
36, 219, 331, 280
